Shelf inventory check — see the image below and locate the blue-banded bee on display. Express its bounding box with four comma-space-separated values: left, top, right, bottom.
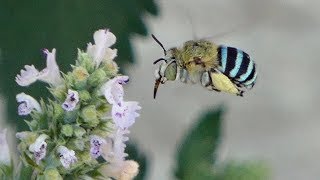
152, 34, 257, 99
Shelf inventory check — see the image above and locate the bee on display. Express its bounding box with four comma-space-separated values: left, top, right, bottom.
152, 34, 257, 99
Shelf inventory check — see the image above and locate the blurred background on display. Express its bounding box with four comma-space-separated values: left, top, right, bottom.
1, 0, 320, 179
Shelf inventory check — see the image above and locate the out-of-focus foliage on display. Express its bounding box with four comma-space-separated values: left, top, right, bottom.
175, 107, 223, 180
125, 142, 148, 180
0, 0, 158, 130
175, 107, 270, 180
0, 164, 13, 180
213, 161, 270, 180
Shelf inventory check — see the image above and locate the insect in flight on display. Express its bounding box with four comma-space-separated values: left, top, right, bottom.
152, 34, 257, 99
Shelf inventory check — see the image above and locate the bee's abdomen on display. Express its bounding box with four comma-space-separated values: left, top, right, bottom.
217, 46, 257, 88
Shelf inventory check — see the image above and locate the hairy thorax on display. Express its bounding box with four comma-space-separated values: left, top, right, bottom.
172, 40, 219, 77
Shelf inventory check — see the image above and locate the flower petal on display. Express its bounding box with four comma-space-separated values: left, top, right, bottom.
38, 48, 63, 86
62, 89, 80, 111
111, 101, 141, 129
15, 65, 40, 86
90, 135, 106, 159
101, 76, 129, 105
104, 48, 118, 61
29, 134, 48, 164
94, 29, 116, 48
16, 92, 42, 115
57, 146, 77, 168
87, 29, 118, 67
15, 48, 62, 87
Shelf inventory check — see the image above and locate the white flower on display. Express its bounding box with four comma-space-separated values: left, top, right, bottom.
102, 129, 129, 164
112, 101, 141, 129
16, 92, 42, 115
62, 89, 79, 111
101, 129, 139, 179
87, 29, 117, 67
100, 160, 139, 180
0, 129, 11, 166
57, 146, 77, 168
15, 48, 62, 86
100, 76, 129, 105
90, 135, 106, 159
15, 65, 39, 86
29, 134, 48, 164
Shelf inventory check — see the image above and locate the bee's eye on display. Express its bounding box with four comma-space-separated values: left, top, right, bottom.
193, 42, 199, 46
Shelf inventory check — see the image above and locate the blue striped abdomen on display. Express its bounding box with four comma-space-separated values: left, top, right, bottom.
217, 46, 257, 88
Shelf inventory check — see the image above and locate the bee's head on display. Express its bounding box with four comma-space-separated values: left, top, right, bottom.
153, 60, 178, 99
151, 34, 178, 99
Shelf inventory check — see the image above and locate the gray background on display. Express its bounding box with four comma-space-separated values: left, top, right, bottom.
126, 0, 320, 179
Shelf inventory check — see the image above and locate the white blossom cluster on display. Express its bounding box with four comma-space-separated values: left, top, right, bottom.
1, 29, 141, 179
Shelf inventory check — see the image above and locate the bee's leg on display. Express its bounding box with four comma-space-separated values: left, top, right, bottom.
180, 69, 189, 83
201, 71, 211, 88
201, 71, 220, 91
232, 82, 244, 96
237, 90, 244, 97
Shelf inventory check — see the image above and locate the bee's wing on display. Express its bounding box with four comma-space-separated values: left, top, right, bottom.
199, 21, 259, 42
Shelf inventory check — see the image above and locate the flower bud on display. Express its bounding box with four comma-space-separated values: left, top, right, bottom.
73, 126, 86, 138
49, 85, 67, 102
52, 102, 64, 120
102, 61, 119, 77
61, 124, 73, 137
81, 105, 99, 127
44, 168, 63, 180
96, 103, 111, 119
72, 66, 89, 89
78, 151, 93, 164
70, 139, 85, 151
78, 90, 91, 103
77, 49, 95, 73
88, 68, 107, 87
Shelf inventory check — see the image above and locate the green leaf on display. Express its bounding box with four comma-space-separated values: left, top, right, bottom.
17, 164, 33, 180
0, 0, 159, 131
22, 152, 41, 171
125, 142, 148, 180
0, 164, 13, 180
213, 161, 271, 180
175, 107, 224, 180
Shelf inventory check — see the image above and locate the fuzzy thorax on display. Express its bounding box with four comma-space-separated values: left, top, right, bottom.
175, 40, 219, 70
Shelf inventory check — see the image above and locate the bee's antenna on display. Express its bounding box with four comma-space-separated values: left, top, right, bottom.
151, 34, 167, 56
153, 58, 167, 65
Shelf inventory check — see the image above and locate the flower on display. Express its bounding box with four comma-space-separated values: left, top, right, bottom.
16, 92, 42, 115
100, 160, 139, 180
112, 101, 141, 129
0, 129, 11, 166
101, 129, 140, 179
57, 146, 77, 168
87, 29, 117, 67
104, 129, 129, 163
15, 65, 39, 86
29, 134, 48, 164
100, 76, 129, 105
15, 48, 62, 86
90, 135, 106, 159
62, 89, 80, 111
